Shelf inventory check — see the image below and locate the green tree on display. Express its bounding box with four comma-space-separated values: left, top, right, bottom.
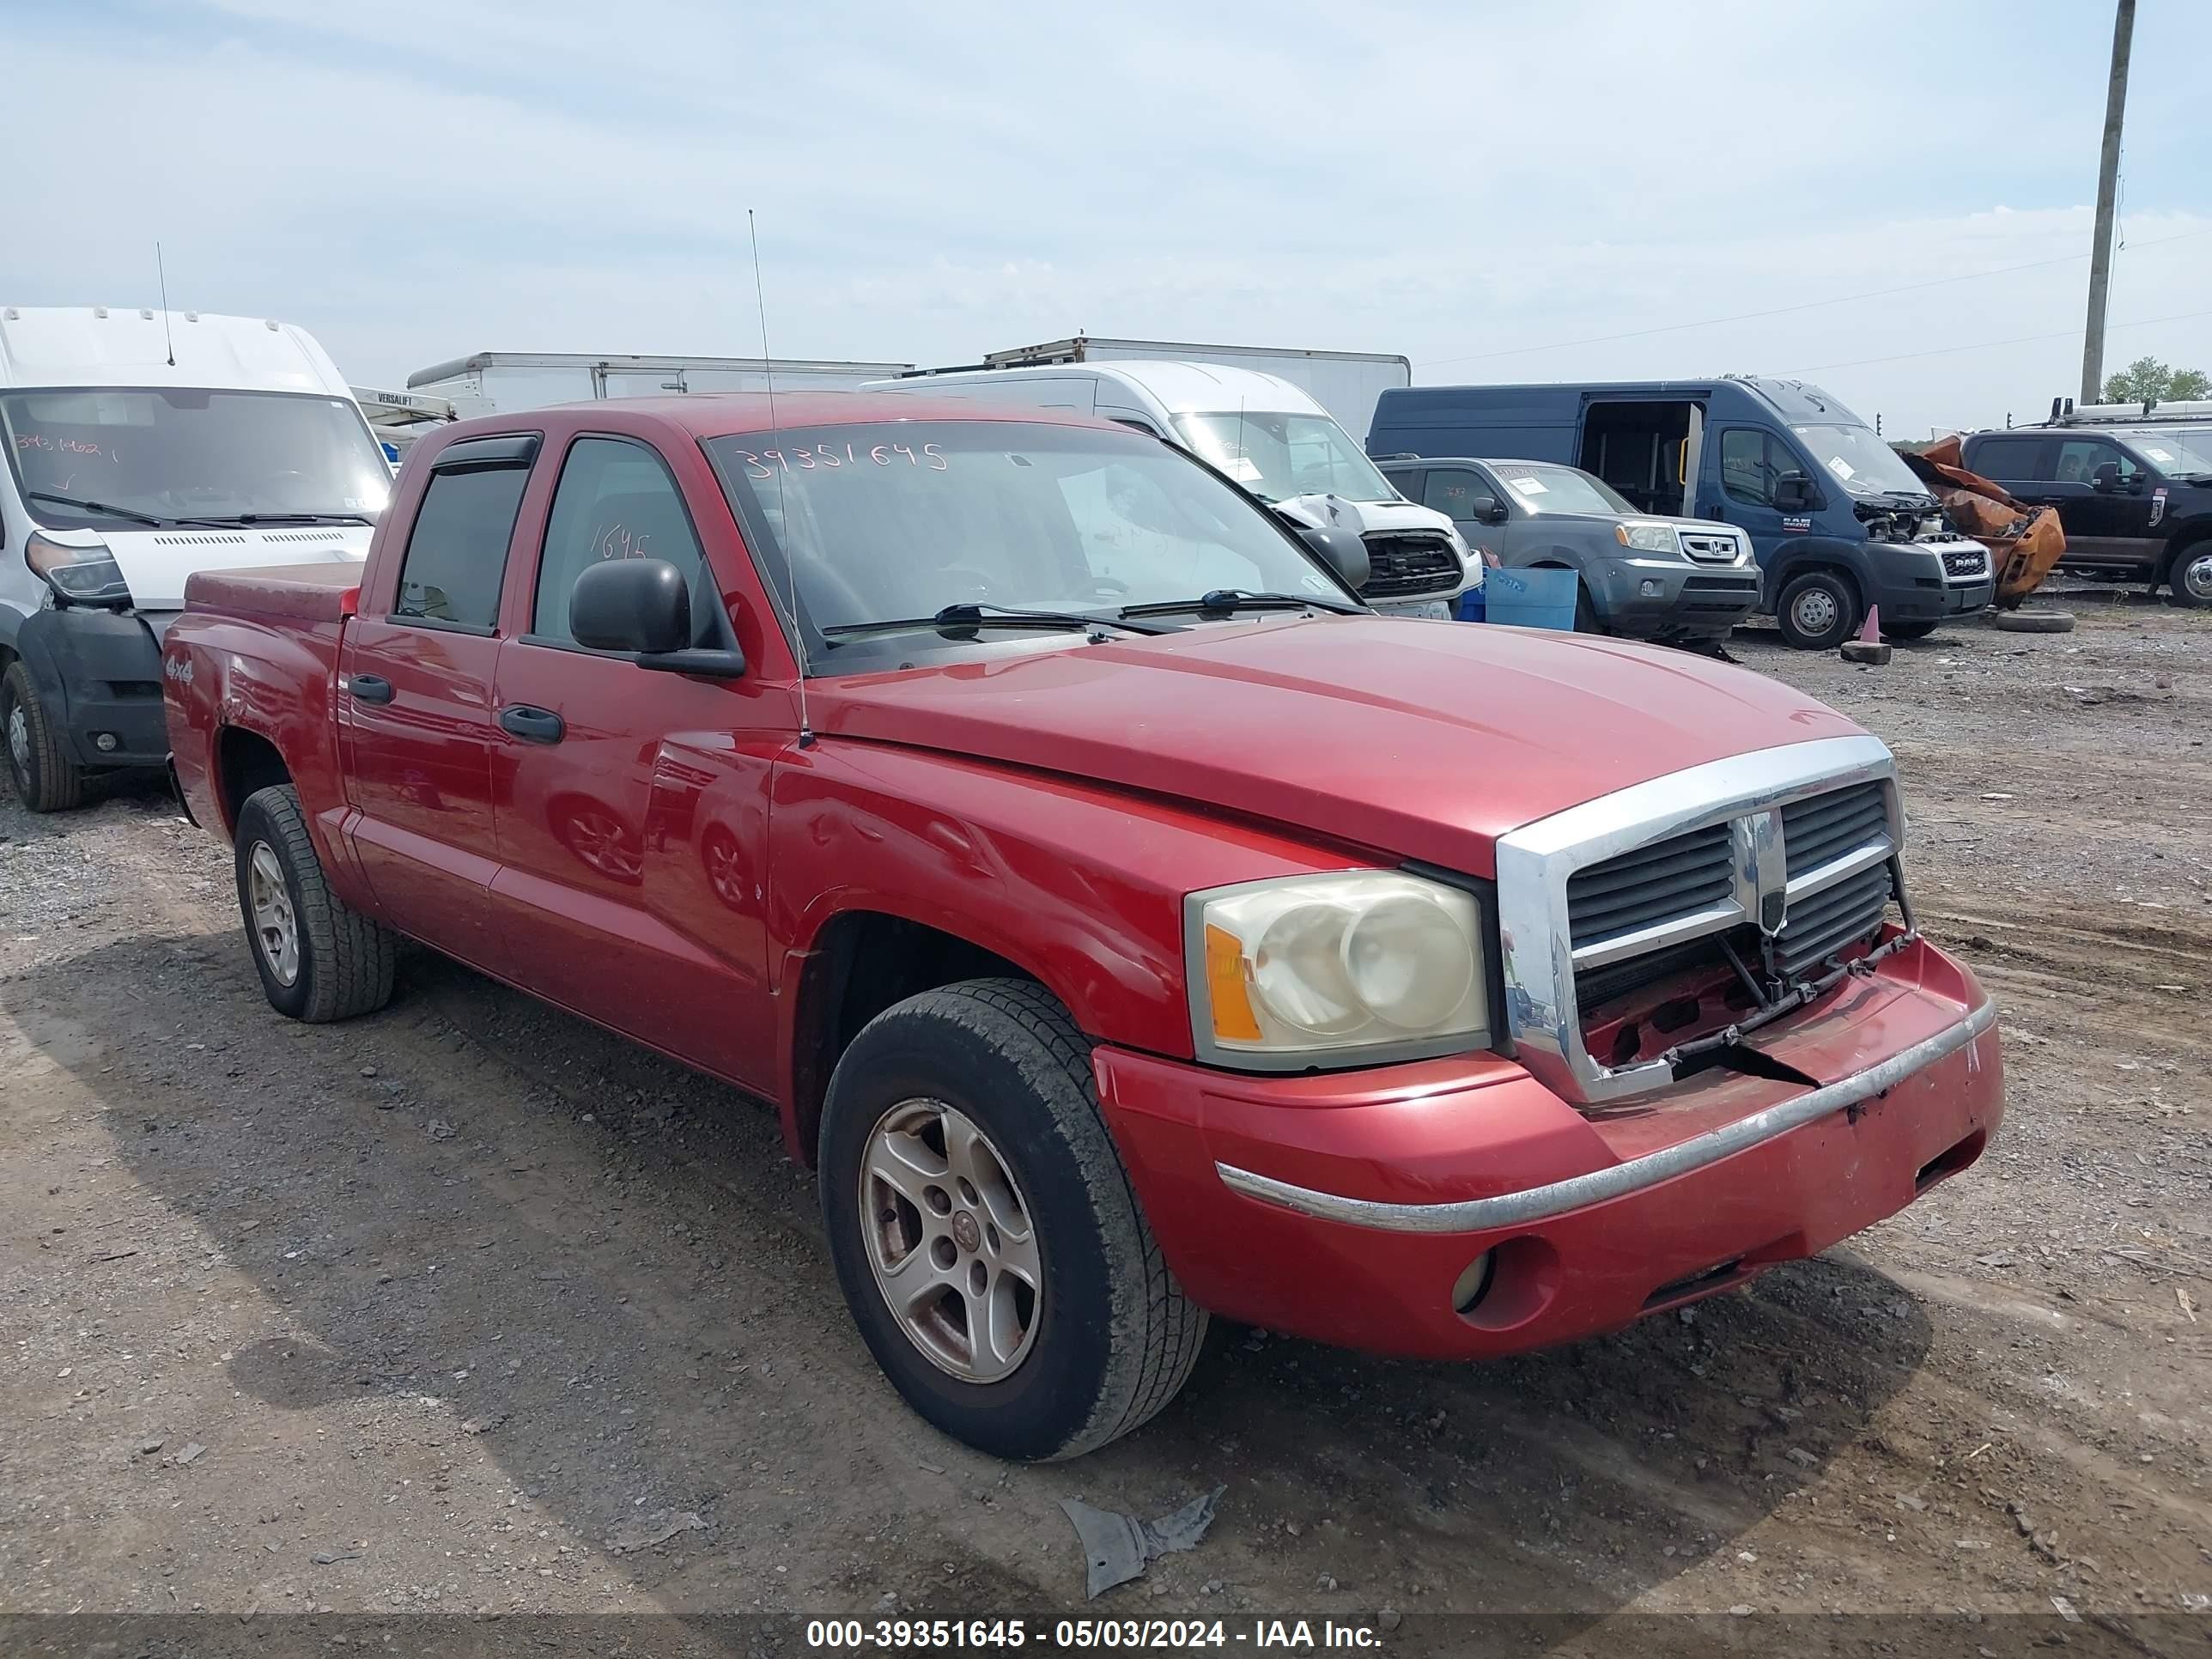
2101, 355, 2211, 404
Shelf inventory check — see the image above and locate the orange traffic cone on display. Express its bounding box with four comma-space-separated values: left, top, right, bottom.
1841, 602, 1892, 665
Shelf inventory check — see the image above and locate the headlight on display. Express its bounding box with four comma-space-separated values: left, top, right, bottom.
1188, 872, 1490, 1065
27, 532, 133, 607
1614, 522, 1680, 555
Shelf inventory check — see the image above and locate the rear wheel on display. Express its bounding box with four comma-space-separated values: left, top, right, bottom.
1774, 569, 1863, 651
2168, 543, 2212, 609
234, 783, 398, 1022
819, 979, 1206, 1460
2, 660, 86, 813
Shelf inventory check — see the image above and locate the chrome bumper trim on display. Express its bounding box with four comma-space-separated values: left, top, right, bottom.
1214, 994, 1996, 1235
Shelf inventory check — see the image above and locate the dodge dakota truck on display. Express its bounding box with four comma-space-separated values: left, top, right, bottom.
163, 393, 2003, 1461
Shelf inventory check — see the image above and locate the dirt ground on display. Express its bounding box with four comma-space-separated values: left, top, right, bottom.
3, 582, 2208, 1656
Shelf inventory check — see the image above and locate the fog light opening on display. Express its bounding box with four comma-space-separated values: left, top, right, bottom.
1639, 578, 1663, 598
94, 732, 119, 753
1450, 1251, 1496, 1316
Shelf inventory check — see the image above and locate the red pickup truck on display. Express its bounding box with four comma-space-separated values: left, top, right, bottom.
163, 394, 2002, 1461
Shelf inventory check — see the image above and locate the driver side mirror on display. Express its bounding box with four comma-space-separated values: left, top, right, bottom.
1295, 523, 1371, 594
570, 558, 745, 677
1772, 471, 1814, 511
2091, 461, 2121, 493
1468, 494, 1510, 526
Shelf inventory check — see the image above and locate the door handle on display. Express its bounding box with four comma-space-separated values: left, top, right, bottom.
499, 704, 566, 744
348, 673, 394, 705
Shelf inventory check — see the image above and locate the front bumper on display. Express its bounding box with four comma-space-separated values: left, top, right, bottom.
1863, 544, 1994, 623
1590, 557, 1761, 636
16, 605, 176, 769
1095, 936, 2001, 1358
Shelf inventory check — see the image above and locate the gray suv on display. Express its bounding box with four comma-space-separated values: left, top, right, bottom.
1377, 456, 1762, 641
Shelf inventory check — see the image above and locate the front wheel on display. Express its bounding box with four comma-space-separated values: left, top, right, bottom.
819, 979, 1206, 1461
2168, 544, 2212, 609
234, 783, 398, 1022
2, 660, 85, 812
1774, 569, 1863, 651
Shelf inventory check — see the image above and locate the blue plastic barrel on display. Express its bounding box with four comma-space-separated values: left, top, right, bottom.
1480, 566, 1579, 630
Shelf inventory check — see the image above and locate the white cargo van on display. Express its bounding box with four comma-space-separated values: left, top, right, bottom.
870, 360, 1474, 618
0, 306, 388, 810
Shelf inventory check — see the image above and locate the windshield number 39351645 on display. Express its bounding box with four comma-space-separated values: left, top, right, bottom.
738, 442, 947, 478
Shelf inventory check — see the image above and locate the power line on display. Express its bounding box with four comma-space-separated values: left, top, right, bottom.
1790, 305, 2212, 374
1415, 224, 2212, 370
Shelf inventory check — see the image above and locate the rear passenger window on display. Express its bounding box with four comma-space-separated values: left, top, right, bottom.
533, 437, 713, 647
393, 465, 529, 629
1965, 436, 2044, 480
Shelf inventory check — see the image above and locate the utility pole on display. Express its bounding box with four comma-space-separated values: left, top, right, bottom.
2080, 0, 2136, 405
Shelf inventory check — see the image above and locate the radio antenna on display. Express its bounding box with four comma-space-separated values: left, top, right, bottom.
154, 242, 177, 367
748, 208, 813, 750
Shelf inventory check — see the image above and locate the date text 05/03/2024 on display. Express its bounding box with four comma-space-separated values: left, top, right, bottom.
804, 1619, 1388, 1650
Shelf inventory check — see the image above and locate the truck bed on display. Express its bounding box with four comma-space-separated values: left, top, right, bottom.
180, 562, 361, 624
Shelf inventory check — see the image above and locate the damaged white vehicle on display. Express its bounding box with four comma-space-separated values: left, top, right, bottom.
871, 359, 1476, 619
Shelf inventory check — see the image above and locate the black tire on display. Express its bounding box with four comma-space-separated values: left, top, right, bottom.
2166, 542, 2212, 610
233, 783, 397, 1022
1883, 617, 1941, 641
2, 659, 86, 812
819, 978, 1206, 1461
1990, 609, 2076, 635
1774, 568, 1863, 651
1571, 580, 1604, 635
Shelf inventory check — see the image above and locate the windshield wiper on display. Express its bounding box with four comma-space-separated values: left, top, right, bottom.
822, 601, 1177, 644
1120, 588, 1366, 619
24, 490, 170, 528
170, 512, 377, 527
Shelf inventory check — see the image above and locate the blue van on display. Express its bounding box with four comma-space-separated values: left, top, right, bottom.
1369, 377, 1997, 648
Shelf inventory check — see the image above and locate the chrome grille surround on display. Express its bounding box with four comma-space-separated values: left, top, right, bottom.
1496, 734, 1901, 1104
1679, 530, 1748, 564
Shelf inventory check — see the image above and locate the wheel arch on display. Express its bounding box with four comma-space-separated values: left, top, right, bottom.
2154, 517, 2212, 580
782, 903, 1066, 1165
213, 723, 294, 840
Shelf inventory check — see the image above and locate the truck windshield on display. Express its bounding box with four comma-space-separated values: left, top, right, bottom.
2125, 428, 2212, 478
703, 421, 1352, 667
1788, 422, 1928, 499
1, 387, 392, 531
1170, 410, 1401, 505
1491, 464, 1634, 516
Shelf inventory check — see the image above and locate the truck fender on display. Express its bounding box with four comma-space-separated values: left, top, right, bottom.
1764, 536, 1871, 598
2154, 515, 2212, 581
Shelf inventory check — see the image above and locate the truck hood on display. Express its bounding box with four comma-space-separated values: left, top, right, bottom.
811, 617, 1864, 875
44, 525, 372, 611
1272, 492, 1457, 540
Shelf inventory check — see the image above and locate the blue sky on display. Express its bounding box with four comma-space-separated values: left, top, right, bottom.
12, 0, 2210, 438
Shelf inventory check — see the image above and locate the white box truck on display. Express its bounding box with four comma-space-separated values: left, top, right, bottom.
981, 336, 1411, 445
1, 305, 389, 810
406, 351, 914, 416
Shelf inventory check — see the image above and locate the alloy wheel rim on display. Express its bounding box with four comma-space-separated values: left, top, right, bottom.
247, 842, 301, 986
1794, 589, 1839, 635
859, 1097, 1042, 1383
2185, 552, 2212, 602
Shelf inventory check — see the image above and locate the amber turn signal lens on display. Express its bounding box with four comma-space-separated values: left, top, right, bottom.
1204, 922, 1262, 1042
